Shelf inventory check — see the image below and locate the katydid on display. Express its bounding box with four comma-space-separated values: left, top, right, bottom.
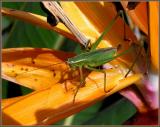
63, 10, 136, 103
67, 43, 135, 103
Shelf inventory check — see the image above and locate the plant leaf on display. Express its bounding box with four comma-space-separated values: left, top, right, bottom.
84, 98, 137, 125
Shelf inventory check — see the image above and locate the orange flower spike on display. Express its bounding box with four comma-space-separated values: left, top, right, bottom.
3, 71, 142, 125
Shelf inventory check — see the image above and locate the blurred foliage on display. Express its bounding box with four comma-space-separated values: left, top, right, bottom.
2, 2, 137, 125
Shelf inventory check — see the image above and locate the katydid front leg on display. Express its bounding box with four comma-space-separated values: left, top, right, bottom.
85, 66, 107, 93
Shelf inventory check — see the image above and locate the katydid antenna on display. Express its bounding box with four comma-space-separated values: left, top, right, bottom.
41, 1, 90, 48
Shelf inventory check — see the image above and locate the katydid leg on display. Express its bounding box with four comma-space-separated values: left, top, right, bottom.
124, 43, 143, 77
73, 66, 85, 103
85, 66, 107, 93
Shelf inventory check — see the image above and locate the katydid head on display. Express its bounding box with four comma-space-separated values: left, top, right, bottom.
66, 59, 77, 70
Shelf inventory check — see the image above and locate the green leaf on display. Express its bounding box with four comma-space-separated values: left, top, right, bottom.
2, 17, 11, 30
2, 2, 25, 10
2, 79, 9, 98
84, 98, 137, 125
3, 3, 63, 48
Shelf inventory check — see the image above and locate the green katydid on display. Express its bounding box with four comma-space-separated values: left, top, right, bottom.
63, 10, 137, 103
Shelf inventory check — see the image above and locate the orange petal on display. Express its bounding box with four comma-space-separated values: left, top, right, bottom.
2, 96, 26, 109
1, 7, 75, 42
2, 70, 142, 125
2, 48, 74, 90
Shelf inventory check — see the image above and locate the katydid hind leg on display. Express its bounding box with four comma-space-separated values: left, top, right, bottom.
124, 44, 142, 77
73, 66, 84, 104
85, 66, 107, 93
